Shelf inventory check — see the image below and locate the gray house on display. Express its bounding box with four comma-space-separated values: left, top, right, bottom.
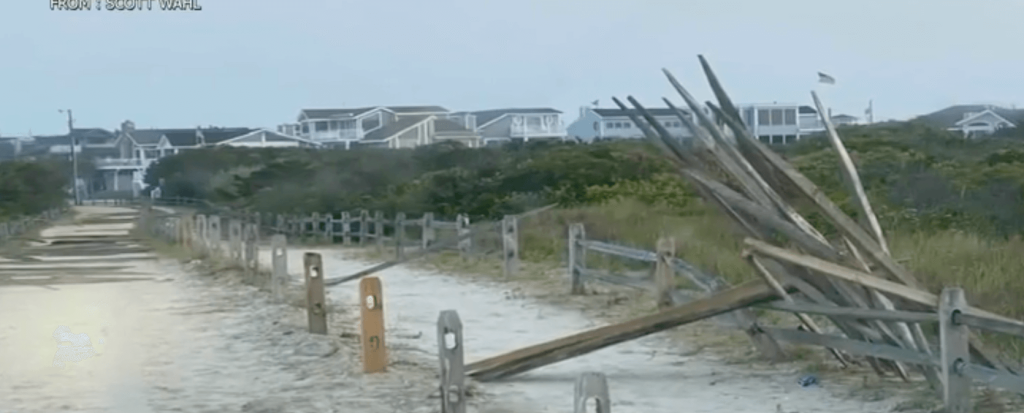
285, 106, 480, 149
446, 108, 566, 145
917, 105, 1023, 137
567, 106, 701, 142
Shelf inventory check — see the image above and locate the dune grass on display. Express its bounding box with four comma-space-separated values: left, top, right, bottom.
515, 198, 1024, 361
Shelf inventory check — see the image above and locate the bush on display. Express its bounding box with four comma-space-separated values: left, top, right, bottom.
0, 160, 69, 218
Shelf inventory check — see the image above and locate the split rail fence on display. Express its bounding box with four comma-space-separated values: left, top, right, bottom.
0, 207, 68, 245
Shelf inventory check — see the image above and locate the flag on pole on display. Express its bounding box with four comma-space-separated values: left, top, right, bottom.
817, 72, 836, 85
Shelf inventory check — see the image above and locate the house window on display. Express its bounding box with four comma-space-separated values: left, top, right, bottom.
315, 121, 329, 132
784, 135, 796, 144
770, 110, 784, 126
673, 121, 682, 128
606, 122, 615, 129
622, 122, 631, 128
784, 109, 796, 125
301, 123, 309, 133
758, 109, 771, 125
758, 135, 770, 144
593, 121, 599, 131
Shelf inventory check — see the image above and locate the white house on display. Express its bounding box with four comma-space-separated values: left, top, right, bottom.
918, 105, 1023, 137
567, 106, 706, 142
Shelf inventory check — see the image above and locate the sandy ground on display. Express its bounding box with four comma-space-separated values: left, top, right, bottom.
257, 244, 919, 413
0, 207, 442, 413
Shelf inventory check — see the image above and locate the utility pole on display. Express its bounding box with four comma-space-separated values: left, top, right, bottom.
62, 109, 81, 206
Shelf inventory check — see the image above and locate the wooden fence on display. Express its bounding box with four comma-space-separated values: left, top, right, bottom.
0, 207, 67, 244
138, 205, 613, 412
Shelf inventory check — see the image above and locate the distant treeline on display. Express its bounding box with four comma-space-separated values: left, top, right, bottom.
146, 122, 1024, 237
0, 160, 69, 218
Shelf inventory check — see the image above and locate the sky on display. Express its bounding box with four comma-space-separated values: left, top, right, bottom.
2, 0, 1023, 135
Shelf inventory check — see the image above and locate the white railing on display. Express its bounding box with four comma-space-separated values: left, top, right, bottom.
94, 158, 153, 169
305, 128, 362, 141
510, 123, 566, 137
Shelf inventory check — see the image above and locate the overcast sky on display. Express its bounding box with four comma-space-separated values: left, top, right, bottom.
2, 0, 1021, 135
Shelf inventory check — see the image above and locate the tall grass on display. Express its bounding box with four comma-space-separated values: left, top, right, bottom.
518, 199, 1024, 359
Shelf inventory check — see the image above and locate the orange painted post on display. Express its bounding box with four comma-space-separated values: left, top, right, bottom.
303, 253, 328, 335
360, 276, 387, 373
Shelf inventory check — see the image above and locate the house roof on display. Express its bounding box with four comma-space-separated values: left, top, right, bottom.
832, 114, 857, 120
362, 115, 432, 142
215, 129, 319, 146
471, 108, 562, 127
127, 129, 193, 145
592, 108, 685, 118
799, 106, 817, 114
70, 128, 116, 145
32, 135, 73, 146
300, 107, 378, 120
162, 131, 199, 147
433, 119, 477, 136
200, 128, 257, 145
917, 105, 1024, 128
387, 105, 448, 114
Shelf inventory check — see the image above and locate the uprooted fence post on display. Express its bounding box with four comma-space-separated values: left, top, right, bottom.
654, 237, 676, 309
422, 212, 435, 250
502, 215, 519, 278
360, 276, 387, 373
359, 210, 370, 245
568, 223, 586, 295
323, 212, 334, 243
195, 214, 208, 255
574, 372, 611, 413
244, 223, 259, 283
303, 252, 328, 335
438, 310, 465, 413
940, 287, 971, 413
271, 234, 288, 302
374, 211, 384, 250
229, 219, 243, 265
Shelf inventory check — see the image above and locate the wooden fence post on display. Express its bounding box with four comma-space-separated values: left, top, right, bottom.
395, 212, 406, 259
502, 215, 519, 278
654, 237, 676, 309
244, 223, 259, 283
574, 372, 611, 413
303, 253, 328, 335
310, 213, 320, 242
229, 219, 243, 265
275, 214, 285, 234
195, 214, 208, 255
324, 212, 334, 243
359, 210, 370, 245
374, 211, 384, 250
208, 215, 222, 257
271, 234, 288, 302
456, 214, 471, 259
422, 212, 435, 250
568, 223, 586, 295
438, 310, 465, 413
360, 276, 387, 373
940, 287, 971, 413
341, 212, 352, 246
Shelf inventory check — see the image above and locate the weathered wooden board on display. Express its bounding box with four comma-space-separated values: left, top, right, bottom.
466, 279, 791, 381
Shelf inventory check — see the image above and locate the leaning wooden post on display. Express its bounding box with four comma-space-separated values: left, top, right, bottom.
568, 223, 586, 295
654, 237, 676, 309
303, 253, 328, 335
195, 214, 208, 256
359, 210, 370, 245
574, 372, 611, 413
341, 212, 352, 246
940, 287, 971, 413
360, 276, 387, 373
438, 310, 465, 413
275, 214, 285, 234
243, 223, 259, 283
270, 235, 288, 302
502, 215, 519, 278
395, 212, 406, 260
422, 212, 436, 250
456, 214, 471, 259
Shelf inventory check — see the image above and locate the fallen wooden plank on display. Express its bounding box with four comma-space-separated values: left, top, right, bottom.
760, 300, 938, 324
763, 327, 938, 367
466, 279, 790, 381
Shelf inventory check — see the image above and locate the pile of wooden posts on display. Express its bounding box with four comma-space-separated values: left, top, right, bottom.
462, 56, 1024, 410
